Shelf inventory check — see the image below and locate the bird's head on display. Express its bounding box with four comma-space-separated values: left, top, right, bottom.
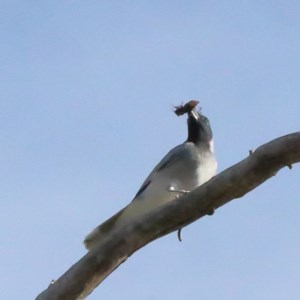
187, 109, 213, 146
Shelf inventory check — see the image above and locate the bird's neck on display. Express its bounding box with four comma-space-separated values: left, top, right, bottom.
187, 129, 201, 144
192, 139, 215, 153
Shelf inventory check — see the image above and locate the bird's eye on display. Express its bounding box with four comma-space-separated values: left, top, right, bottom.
203, 117, 209, 123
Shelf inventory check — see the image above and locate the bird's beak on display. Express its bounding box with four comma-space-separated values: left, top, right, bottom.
189, 110, 200, 121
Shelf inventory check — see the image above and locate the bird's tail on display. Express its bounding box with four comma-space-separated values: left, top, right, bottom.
84, 206, 127, 250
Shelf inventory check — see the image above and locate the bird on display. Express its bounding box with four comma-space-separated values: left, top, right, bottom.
84, 102, 217, 250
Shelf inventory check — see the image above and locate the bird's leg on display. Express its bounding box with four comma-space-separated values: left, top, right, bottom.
168, 186, 190, 195
168, 186, 189, 242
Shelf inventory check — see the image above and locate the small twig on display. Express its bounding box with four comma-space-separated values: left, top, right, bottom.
177, 229, 182, 242
206, 208, 215, 216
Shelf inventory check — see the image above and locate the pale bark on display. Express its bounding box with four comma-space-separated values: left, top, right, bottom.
36, 132, 300, 300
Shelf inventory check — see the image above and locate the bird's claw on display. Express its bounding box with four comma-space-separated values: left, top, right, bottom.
168, 186, 190, 194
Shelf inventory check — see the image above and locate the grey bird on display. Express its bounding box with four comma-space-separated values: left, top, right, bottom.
84, 104, 217, 250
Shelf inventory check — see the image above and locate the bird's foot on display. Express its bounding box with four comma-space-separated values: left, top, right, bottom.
168, 186, 190, 195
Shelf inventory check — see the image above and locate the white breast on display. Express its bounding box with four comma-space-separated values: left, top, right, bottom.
196, 147, 217, 185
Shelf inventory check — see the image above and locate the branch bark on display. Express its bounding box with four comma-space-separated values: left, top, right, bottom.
36, 132, 300, 300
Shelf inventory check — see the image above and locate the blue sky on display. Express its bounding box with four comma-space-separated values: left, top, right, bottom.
1, 1, 300, 299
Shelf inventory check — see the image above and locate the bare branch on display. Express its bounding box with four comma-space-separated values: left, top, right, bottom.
36, 132, 300, 300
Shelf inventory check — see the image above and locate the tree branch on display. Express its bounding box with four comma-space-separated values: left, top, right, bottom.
36, 132, 300, 300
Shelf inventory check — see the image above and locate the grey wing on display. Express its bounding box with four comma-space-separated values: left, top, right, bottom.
133, 144, 191, 200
